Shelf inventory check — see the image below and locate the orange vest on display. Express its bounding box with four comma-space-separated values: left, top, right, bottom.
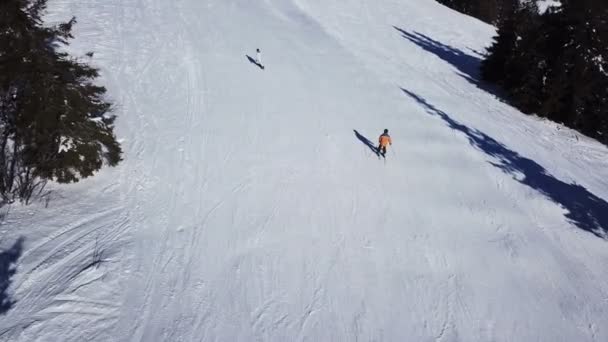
379, 134, 392, 147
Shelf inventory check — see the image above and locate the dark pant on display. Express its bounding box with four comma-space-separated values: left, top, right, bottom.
377, 145, 387, 155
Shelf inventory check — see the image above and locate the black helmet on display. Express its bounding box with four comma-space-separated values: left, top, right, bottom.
384, 129, 389, 134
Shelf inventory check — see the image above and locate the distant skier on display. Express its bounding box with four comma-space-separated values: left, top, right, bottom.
256, 48, 264, 69
377, 129, 392, 157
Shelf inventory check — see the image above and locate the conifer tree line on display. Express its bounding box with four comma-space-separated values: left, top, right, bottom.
438, 0, 608, 144
0, 0, 122, 204
436, 0, 513, 24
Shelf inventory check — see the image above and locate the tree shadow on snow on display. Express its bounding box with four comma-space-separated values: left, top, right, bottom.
401, 88, 608, 239
354, 130, 380, 156
246, 55, 264, 70
0, 237, 24, 315
393, 27, 503, 98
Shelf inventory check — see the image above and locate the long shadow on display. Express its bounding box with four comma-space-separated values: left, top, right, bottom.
393, 27, 501, 96
401, 88, 608, 239
0, 237, 24, 315
246, 55, 264, 70
354, 130, 379, 156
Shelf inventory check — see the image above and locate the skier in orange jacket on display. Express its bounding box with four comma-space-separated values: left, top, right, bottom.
378, 129, 392, 157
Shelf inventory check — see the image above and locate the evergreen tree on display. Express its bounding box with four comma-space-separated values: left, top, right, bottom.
0, 0, 122, 203
501, 1, 543, 112
436, 0, 512, 24
481, 0, 608, 143
480, 0, 524, 83
542, 0, 608, 140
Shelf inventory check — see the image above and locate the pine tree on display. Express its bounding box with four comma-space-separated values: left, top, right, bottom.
0, 0, 122, 203
480, 0, 521, 83
543, 0, 608, 140
435, 0, 511, 24
481, 1, 541, 109
481, 0, 608, 144
503, 2, 544, 112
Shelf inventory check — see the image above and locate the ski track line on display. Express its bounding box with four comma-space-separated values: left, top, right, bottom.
106, 0, 176, 338
21, 217, 126, 294
1, 221, 127, 338
165, 4, 218, 336
169, 0, 213, 316
17, 207, 124, 277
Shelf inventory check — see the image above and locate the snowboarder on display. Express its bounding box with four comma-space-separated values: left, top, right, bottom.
256, 48, 264, 69
377, 129, 392, 157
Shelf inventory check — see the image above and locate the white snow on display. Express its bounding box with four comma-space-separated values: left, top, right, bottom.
536, 0, 562, 14
58, 136, 74, 153
1, 0, 608, 341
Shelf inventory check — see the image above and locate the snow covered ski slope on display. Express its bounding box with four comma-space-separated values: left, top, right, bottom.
1, 0, 608, 341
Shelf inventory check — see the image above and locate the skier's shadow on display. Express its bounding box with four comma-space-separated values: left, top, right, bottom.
354, 130, 379, 156
246, 55, 264, 70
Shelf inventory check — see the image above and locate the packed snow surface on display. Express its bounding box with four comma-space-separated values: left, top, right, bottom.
1, 0, 607, 341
